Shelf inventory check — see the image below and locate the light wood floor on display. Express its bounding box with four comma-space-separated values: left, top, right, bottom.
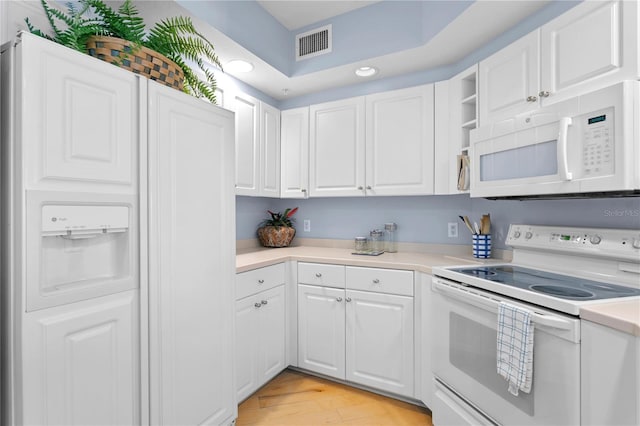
237, 369, 433, 425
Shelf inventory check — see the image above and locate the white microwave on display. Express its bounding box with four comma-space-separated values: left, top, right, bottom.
470, 81, 639, 198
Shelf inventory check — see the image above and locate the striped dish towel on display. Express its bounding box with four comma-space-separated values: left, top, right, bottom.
496, 302, 534, 396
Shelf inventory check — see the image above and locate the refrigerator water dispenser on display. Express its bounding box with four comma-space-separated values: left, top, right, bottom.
27, 203, 137, 311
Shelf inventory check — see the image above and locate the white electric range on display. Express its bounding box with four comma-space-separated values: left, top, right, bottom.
430, 224, 640, 426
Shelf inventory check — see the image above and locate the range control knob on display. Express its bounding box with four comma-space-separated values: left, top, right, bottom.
525, 232, 533, 240
513, 231, 521, 239
589, 235, 602, 245
632, 238, 640, 249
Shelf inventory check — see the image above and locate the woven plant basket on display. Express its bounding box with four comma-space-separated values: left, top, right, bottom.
86, 36, 184, 91
257, 226, 296, 248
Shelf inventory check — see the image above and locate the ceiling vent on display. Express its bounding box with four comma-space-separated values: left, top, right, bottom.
296, 25, 332, 61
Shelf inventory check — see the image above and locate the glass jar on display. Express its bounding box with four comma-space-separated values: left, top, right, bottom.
384, 222, 398, 253
369, 229, 385, 253
354, 237, 369, 254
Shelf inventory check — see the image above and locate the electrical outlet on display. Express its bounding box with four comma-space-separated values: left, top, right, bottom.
448, 222, 458, 238
303, 219, 311, 232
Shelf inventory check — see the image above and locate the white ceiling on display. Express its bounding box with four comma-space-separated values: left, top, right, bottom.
137, 1, 551, 102
257, 0, 381, 31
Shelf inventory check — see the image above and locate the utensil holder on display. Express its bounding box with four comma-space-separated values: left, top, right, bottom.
472, 234, 491, 258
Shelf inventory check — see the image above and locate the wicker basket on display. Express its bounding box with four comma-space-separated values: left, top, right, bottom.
257, 226, 296, 248
86, 36, 184, 91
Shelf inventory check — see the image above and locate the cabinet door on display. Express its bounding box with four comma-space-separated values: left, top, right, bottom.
365, 85, 434, 196
479, 31, 539, 124
235, 296, 260, 402
19, 32, 138, 194
258, 285, 287, 384
260, 102, 281, 197
281, 107, 310, 198
297, 284, 345, 379
22, 291, 139, 425
148, 82, 236, 425
345, 289, 414, 397
309, 97, 366, 197
233, 92, 260, 196
540, 0, 637, 105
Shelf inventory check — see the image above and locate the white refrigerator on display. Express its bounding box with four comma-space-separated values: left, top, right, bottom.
1, 32, 236, 425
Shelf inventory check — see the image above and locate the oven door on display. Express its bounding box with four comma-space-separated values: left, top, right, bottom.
431, 277, 580, 426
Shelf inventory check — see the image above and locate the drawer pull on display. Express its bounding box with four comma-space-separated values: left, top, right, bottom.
258, 279, 265, 284
373, 279, 380, 284
346, 297, 352, 302
336, 297, 343, 302
261, 300, 268, 305
254, 303, 262, 308
315, 273, 322, 278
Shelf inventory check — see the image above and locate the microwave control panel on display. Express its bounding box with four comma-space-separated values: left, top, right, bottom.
580, 107, 614, 178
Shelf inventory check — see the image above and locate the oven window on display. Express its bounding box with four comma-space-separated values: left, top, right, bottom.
450, 312, 534, 416
480, 140, 557, 181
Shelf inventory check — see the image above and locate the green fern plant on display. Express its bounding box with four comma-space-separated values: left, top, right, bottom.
27, 0, 222, 103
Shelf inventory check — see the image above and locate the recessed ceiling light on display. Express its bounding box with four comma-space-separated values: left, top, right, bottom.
355, 66, 377, 77
226, 59, 254, 73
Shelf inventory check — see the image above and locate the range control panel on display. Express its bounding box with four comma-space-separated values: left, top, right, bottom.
506, 224, 640, 262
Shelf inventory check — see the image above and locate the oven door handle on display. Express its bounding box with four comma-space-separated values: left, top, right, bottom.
433, 280, 575, 331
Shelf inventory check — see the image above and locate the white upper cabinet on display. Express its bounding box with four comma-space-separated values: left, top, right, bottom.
228, 91, 281, 197
480, 0, 637, 125
230, 92, 260, 196
19, 32, 139, 194
365, 85, 434, 196
479, 31, 539, 124
280, 107, 310, 199
259, 102, 281, 197
539, 0, 637, 104
309, 97, 366, 197
309, 86, 435, 198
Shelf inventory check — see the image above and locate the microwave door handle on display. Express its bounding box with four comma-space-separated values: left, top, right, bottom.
434, 279, 575, 331
558, 117, 573, 181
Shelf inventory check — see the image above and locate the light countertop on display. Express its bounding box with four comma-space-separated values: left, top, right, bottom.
237, 245, 494, 275
580, 300, 640, 337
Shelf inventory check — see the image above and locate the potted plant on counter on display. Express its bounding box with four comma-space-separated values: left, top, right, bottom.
257, 208, 298, 248
25, 0, 222, 103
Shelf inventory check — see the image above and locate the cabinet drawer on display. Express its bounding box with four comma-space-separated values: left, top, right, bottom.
298, 263, 345, 288
236, 263, 285, 300
346, 266, 413, 296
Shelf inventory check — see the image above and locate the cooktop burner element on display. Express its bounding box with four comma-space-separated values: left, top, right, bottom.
451, 265, 640, 301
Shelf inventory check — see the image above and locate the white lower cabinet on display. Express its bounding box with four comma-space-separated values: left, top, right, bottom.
581, 320, 639, 426
235, 265, 287, 401
297, 263, 415, 398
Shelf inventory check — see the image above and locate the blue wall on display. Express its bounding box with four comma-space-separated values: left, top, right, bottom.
237, 195, 640, 250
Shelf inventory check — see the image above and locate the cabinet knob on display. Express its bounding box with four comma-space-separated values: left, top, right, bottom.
346, 297, 352, 302
261, 300, 268, 305
315, 273, 322, 278
254, 302, 262, 308
357, 186, 363, 190
301, 189, 307, 193
538, 90, 550, 98
258, 279, 264, 284
366, 186, 372, 190
336, 297, 343, 302
372, 279, 380, 284
526, 95, 538, 102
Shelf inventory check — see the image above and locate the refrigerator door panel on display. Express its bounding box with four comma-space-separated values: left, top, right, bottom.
18, 32, 139, 193
147, 81, 236, 425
